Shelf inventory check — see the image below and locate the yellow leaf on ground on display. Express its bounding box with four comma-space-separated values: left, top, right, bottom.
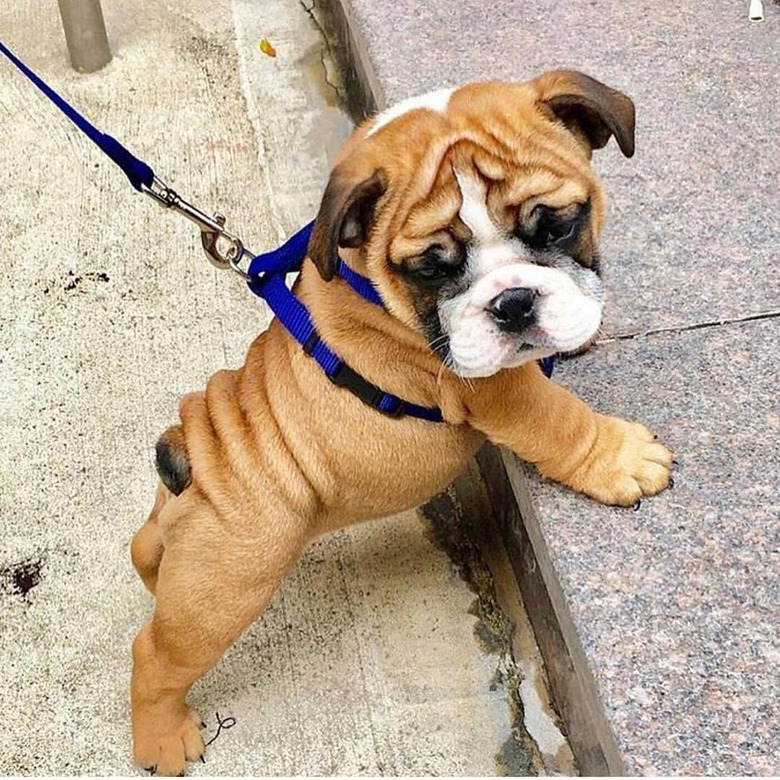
259, 38, 277, 58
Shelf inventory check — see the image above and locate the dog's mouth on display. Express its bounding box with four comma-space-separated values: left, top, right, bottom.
439, 336, 557, 379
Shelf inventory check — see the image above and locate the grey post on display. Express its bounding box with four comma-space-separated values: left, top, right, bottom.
56, 0, 111, 72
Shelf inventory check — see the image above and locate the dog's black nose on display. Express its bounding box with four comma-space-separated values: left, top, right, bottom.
487, 288, 536, 332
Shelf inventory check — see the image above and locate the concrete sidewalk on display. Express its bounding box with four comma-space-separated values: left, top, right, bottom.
0, 0, 563, 774
322, 0, 780, 773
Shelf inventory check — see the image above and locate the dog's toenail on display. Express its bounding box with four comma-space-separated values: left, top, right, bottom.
668, 477, 675, 489
200, 756, 206, 764
145, 766, 157, 777
200, 721, 207, 730
632, 499, 642, 511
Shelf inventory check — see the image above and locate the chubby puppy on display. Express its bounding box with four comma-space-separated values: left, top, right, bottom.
130, 71, 672, 775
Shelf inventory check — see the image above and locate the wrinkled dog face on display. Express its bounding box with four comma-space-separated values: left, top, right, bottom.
309, 72, 635, 378
395, 165, 606, 378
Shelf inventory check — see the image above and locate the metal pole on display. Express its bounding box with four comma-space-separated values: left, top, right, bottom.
56, 0, 111, 73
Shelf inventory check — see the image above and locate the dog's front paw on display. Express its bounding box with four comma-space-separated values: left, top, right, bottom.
133, 705, 204, 776
565, 415, 673, 506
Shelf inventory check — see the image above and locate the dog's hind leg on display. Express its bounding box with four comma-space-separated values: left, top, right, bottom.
131, 491, 306, 776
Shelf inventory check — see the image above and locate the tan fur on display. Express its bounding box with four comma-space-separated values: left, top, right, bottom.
130, 72, 670, 775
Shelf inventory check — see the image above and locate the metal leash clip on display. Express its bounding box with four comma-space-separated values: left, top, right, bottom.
141, 176, 254, 279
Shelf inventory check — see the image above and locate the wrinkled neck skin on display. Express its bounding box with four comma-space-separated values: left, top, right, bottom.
297, 247, 482, 424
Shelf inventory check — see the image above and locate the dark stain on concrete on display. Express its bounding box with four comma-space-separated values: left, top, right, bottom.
422, 487, 513, 655
497, 727, 537, 777
41, 270, 111, 295
1, 554, 45, 598
63, 270, 110, 292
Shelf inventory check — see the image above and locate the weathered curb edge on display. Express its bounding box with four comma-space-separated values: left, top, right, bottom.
318, 0, 626, 773
309, 0, 380, 122
477, 446, 626, 776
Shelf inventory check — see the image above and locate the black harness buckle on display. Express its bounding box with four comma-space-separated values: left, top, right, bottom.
328, 362, 404, 418
302, 331, 320, 355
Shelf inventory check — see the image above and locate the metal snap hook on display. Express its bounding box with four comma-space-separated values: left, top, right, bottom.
142, 178, 253, 278
200, 212, 237, 271
200, 215, 252, 278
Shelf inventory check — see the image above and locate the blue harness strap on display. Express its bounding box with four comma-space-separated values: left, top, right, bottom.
335, 259, 384, 307
247, 226, 444, 422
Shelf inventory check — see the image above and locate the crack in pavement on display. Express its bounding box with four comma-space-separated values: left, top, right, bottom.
597, 309, 780, 344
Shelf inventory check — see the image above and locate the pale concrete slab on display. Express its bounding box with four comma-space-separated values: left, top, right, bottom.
0, 0, 535, 774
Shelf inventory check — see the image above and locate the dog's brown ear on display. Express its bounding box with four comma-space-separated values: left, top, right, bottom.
308, 166, 387, 281
535, 71, 635, 158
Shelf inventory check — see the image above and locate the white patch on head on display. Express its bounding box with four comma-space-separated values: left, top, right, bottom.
367, 88, 454, 137
436, 170, 604, 377
454, 170, 502, 244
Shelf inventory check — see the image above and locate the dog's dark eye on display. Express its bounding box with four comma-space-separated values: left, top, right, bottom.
524, 204, 582, 250
416, 265, 446, 280
412, 244, 462, 282
541, 220, 576, 244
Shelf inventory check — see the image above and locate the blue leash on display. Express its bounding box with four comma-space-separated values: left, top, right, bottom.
0, 39, 553, 422
0, 39, 251, 273
0, 39, 153, 192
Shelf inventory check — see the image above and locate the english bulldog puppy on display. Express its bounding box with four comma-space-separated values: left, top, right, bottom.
130, 71, 672, 775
